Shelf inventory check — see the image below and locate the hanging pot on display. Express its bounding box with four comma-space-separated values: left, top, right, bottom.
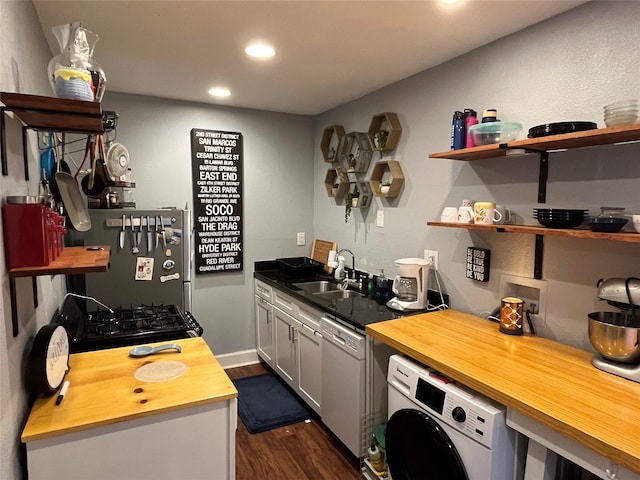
81, 135, 109, 198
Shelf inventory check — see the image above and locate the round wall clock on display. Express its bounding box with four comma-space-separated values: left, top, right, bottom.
27, 324, 70, 394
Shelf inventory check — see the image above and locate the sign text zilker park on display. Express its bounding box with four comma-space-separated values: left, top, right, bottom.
190, 129, 243, 274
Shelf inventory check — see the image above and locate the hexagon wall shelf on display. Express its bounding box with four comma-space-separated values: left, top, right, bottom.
321, 124, 345, 162
324, 167, 349, 198
337, 132, 372, 173
367, 112, 402, 154
369, 160, 405, 198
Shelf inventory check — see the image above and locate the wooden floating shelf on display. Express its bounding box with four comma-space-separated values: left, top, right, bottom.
427, 222, 640, 243
8, 246, 111, 278
0, 92, 104, 134
429, 123, 640, 161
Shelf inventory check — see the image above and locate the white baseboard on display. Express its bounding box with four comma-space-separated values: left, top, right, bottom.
215, 349, 261, 369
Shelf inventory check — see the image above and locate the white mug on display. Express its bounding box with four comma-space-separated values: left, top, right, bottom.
457, 206, 474, 224
474, 201, 502, 225
440, 207, 458, 223
495, 205, 512, 224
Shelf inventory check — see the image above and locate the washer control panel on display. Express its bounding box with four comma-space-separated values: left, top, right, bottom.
388, 354, 507, 449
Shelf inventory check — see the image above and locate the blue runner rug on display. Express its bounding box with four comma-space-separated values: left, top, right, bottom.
232, 372, 311, 434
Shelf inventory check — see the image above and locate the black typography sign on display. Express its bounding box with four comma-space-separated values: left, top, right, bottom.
466, 247, 490, 282
190, 129, 243, 274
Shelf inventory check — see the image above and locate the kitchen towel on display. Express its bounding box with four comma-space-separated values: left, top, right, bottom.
232, 372, 310, 434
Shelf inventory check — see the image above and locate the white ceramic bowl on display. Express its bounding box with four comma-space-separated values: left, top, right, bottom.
632, 214, 640, 234
605, 99, 638, 110
604, 114, 639, 127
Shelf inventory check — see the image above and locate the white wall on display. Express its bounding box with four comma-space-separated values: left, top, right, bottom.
313, 1, 640, 350
100, 93, 314, 355
0, 2, 67, 479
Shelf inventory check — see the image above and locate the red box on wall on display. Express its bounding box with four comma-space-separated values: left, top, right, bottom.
2, 203, 65, 269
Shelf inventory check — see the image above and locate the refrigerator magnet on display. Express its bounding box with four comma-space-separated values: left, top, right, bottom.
135, 257, 155, 281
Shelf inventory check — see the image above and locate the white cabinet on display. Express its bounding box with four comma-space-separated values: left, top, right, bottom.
254, 280, 275, 366
274, 305, 298, 385
254, 280, 323, 415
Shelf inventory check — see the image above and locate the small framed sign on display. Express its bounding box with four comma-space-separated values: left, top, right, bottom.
466, 247, 490, 282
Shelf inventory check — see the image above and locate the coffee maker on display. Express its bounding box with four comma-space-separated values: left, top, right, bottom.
386, 257, 430, 311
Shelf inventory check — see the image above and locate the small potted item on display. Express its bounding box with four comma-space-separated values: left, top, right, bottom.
379, 181, 391, 195
373, 130, 389, 150
345, 187, 360, 222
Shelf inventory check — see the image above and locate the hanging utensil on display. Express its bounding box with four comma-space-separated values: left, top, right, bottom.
136, 216, 143, 251
119, 214, 126, 250
155, 215, 162, 249
130, 215, 139, 254
40, 133, 56, 181
147, 216, 153, 252
81, 135, 110, 198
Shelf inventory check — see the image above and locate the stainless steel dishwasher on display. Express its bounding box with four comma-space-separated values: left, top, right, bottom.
321, 315, 366, 457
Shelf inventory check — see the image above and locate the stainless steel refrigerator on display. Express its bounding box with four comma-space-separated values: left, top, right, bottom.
80, 208, 192, 311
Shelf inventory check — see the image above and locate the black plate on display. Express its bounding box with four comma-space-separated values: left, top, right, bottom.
528, 121, 598, 138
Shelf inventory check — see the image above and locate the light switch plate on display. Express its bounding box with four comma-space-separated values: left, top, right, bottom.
376, 210, 384, 227
296, 232, 306, 246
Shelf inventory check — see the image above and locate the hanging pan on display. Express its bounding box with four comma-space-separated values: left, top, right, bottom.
81, 134, 110, 198
55, 136, 91, 232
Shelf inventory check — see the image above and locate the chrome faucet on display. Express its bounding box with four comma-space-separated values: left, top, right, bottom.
336, 248, 356, 283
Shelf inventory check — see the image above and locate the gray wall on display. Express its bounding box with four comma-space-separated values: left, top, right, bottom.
100, 93, 314, 355
313, 1, 640, 350
2, 1, 640, 478
0, 2, 67, 479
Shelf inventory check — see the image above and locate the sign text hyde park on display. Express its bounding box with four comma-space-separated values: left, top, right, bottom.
190, 129, 243, 274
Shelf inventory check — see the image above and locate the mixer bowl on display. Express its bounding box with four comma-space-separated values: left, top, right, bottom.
588, 312, 640, 364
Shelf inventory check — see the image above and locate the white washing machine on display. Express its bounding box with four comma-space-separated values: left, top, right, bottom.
386, 354, 515, 480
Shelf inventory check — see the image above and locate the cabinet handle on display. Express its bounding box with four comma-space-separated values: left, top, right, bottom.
266, 310, 271, 324
288, 325, 293, 341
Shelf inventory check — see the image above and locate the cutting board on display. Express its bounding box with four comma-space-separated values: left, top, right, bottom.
311, 239, 337, 274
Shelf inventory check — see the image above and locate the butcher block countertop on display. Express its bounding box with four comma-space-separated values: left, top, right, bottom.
22, 337, 237, 443
366, 309, 640, 475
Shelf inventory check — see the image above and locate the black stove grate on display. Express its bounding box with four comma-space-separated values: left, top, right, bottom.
58, 296, 203, 352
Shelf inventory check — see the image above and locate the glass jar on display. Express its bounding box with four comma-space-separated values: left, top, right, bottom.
598, 207, 632, 231
47, 22, 106, 101
598, 206, 626, 218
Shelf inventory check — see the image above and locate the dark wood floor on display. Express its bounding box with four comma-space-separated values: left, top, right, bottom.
226, 362, 360, 480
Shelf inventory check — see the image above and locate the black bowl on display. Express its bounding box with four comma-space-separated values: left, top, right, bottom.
535, 216, 584, 229
533, 208, 588, 215
586, 217, 628, 233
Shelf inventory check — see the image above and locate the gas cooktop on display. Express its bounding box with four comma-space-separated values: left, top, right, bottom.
57, 295, 203, 353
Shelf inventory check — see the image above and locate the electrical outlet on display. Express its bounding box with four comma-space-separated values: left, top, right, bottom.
376, 210, 384, 228
500, 274, 547, 324
424, 250, 438, 270
296, 232, 305, 246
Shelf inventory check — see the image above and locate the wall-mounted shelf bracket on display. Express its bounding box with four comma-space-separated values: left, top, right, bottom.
498, 144, 550, 204
534, 234, 544, 280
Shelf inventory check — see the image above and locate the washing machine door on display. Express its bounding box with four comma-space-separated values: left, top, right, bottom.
386, 409, 468, 480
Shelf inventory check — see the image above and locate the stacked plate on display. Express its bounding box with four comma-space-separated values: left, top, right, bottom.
533, 208, 587, 229
604, 100, 638, 127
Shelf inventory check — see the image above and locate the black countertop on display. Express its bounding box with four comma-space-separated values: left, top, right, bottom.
254, 260, 424, 331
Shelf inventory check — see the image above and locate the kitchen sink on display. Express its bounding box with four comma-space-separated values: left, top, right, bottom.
292, 281, 338, 294
312, 289, 364, 301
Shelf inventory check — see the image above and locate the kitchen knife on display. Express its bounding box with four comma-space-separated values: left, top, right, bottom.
119, 214, 126, 250
147, 216, 153, 252
155, 215, 162, 249
136, 216, 143, 250
131, 214, 139, 254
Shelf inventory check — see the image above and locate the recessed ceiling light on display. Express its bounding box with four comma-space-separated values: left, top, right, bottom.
245, 43, 276, 59
208, 87, 231, 97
